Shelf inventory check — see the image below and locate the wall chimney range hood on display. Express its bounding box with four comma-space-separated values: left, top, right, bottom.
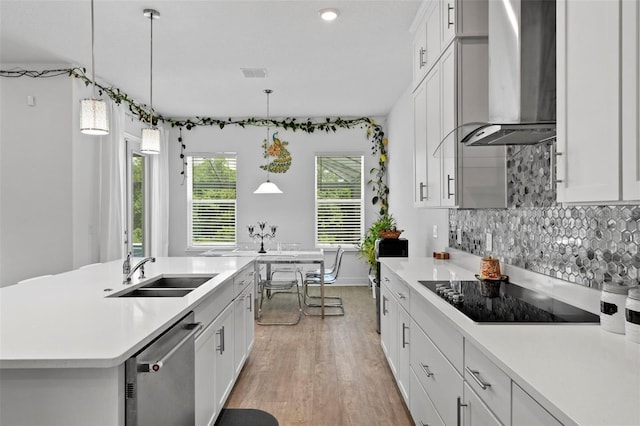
462, 0, 556, 146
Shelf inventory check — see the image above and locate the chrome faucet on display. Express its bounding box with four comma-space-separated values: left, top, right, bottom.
123, 256, 156, 283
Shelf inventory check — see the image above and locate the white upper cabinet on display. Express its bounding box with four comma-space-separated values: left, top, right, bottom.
411, 0, 488, 91
557, 0, 640, 203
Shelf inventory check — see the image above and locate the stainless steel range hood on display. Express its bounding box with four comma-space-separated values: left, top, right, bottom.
462, 0, 556, 146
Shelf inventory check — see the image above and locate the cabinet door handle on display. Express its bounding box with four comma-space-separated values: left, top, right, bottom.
402, 323, 409, 348
217, 325, 225, 355
551, 145, 563, 184
447, 174, 455, 199
248, 295, 253, 312
420, 182, 427, 201
419, 47, 427, 68
457, 397, 468, 426
447, 4, 454, 28
420, 363, 434, 377
382, 295, 388, 315
466, 366, 491, 390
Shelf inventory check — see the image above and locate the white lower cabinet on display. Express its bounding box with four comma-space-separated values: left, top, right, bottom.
380, 265, 411, 404
512, 382, 562, 426
195, 265, 255, 426
411, 318, 463, 426
461, 382, 502, 426
410, 369, 445, 426
380, 266, 567, 426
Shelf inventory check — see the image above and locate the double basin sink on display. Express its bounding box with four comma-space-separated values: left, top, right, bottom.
110, 274, 218, 298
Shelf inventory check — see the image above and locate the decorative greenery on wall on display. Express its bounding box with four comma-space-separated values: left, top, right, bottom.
1, 66, 389, 215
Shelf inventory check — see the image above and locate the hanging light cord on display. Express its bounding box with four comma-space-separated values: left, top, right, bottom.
149, 10, 154, 125
90, 0, 96, 97
265, 89, 272, 181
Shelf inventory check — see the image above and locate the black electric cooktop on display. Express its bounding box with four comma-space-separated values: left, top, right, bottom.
418, 279, 600, 324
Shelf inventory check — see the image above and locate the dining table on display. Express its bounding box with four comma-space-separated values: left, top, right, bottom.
201, 249, 327, 318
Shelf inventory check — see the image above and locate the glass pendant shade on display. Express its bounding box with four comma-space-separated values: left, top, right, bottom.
80, 98, 109, 135
141, 127, 160, 154
253, 180, 283, 194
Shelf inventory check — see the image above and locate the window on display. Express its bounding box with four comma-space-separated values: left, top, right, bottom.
315, 155, 364, 247
126, 138, 151, 256
187, 155, 237, 247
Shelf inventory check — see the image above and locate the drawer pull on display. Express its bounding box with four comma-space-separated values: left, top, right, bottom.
420, 422, 429, 426
420, 363, 434, 377
402, 323, 409, 348
466, 367, 491, 390
396, 291, 406, 300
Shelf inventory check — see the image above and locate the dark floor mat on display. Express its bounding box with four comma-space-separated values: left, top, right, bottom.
214, 408, 279, 426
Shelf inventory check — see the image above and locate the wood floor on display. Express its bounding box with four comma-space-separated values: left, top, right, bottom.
224, 286, 413, 426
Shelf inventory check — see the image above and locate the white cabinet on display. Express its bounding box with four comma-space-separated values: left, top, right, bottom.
557, 0, 640, 203
414, 80, 429, 206
412, 0, 488, 92
379, 265, 410, 404
195, 265, 255, 426
461, 382, 502, 426
410, 369, 445, 426
195, 312, 221, 426
383, 266, 562, 426
233, 268, 255, 377
415, 38, 506, 208
512, 382, 562, 426
214, 304, 235, 413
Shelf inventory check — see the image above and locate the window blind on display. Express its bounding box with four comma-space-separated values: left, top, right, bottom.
188, 156, 237, 245
316, 156, 364, 246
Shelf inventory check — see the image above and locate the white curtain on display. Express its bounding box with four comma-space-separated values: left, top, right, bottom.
98, 100, 126, 262
150, 126, 170, 257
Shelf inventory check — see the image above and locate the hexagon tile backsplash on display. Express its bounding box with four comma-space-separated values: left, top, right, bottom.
449, 206, 640, 290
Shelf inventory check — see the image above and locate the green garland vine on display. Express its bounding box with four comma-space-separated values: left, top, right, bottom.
0, 66, 389, 215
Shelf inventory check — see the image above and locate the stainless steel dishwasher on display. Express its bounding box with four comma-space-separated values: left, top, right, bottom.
125, 312, 202, 426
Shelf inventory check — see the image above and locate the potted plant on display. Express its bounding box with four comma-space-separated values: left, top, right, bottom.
357, 214, 402, 274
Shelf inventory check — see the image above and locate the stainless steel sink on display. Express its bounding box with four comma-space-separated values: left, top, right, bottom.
141, 275, 217, 289
109, 274, 217, 298
117, 288, 194, 298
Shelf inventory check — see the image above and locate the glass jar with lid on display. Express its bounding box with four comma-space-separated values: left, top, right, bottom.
625, 287, 640, 343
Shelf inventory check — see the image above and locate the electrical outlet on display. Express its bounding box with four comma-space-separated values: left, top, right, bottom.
486, 232, 493, 251
456, 228, 462, 244
433, 225, 438, 239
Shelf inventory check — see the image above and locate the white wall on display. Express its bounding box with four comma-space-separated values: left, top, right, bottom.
0, 64, 102, 286
167, 123, 381, 284
386, 85, 449, 258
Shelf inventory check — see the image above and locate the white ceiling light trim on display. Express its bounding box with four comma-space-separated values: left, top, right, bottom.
319, 8, 339, 22
80, 0, 109, 136
141, 8, 160, 155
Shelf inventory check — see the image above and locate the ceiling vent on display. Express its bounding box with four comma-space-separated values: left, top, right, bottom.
241, 68, 268, 78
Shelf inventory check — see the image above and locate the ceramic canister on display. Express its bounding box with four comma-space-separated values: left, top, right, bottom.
600, 283, 632, 334
480, 256, 501, 280
625, 287, 640, 343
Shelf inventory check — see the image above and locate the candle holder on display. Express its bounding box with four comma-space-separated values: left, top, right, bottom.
247, 221, 277, 253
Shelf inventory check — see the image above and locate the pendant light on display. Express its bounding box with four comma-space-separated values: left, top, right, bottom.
141, 9, 160, 154
254, 89, 283, 194
80, 0, 109, 135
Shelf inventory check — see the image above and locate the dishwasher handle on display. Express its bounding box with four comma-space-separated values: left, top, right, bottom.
139, 322, 203, 373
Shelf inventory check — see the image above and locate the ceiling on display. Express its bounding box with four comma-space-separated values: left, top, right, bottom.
0, 0, 421, 120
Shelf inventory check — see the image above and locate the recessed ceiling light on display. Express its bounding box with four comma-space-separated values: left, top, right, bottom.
319, 8, 339, 22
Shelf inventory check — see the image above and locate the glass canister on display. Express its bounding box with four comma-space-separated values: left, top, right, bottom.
625, 287, 640, 343
600, 283, 632, 334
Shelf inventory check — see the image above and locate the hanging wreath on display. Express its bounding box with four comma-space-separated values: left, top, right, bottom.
0, 67, 389, 216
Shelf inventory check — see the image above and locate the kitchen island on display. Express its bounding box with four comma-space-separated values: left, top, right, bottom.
380, 251, 640, 426
0, 256, 254, 425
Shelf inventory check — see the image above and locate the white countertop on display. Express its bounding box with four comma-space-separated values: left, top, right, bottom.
380, 252, 640, 426
0, 257, 253, 369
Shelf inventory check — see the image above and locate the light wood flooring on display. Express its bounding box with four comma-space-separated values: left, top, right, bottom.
224, 286, 413, 426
